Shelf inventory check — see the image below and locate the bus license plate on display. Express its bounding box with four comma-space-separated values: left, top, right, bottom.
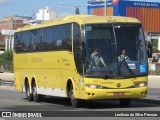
114, 92, 124, 96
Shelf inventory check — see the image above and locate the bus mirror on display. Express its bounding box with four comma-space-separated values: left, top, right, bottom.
82, 41, 86, 63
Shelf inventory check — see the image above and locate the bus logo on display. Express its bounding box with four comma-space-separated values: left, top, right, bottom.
116, 83, 121, 88
2, 112, 11, 117
112, 0, 119, 5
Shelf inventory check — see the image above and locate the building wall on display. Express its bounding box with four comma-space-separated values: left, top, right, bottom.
93, 7, 113, 16
0, 20, 24, 31
0, 16, 29, 51
0, 33, 4, 50
88, 0, 160, 33
126, 7, 160, 33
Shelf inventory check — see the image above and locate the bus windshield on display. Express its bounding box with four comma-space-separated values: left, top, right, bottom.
83, 23, 147, 78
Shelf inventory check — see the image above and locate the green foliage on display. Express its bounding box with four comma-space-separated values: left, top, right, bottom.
0, 51, 13, 72
151, 39, 158, 53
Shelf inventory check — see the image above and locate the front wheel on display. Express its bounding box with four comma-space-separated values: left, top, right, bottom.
119, 99, 131, 107
32, 82, 43, 102
69, 84, 82, 108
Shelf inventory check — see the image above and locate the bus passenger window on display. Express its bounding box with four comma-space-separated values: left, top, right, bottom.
62, 24, 72, 51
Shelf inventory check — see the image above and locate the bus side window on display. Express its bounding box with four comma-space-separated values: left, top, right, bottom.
62, 24, 72, 51
73, 23, 83, 74
54, 25, 63, 50
30, 30, 37, 51
22, 31, 30, 52
44, 27, 55, 51
14, 33, 23, 53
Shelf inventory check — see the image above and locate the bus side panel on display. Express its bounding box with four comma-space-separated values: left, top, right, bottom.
59, 51, 80, 98
14, 71, 22, 92
14, 52, 64, 95
14, 53, 25, 92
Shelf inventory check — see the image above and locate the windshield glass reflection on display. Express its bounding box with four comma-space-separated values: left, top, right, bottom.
83, 24, 147, 78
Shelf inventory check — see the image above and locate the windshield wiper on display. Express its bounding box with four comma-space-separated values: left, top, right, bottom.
102, 71, 113, 79
121, 60, 135, 78
103, 75, 109, 79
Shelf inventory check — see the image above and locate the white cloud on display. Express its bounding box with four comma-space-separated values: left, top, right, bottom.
0, 0, 8, 5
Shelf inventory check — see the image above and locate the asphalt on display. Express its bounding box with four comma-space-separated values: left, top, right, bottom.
0, 73, 160, 105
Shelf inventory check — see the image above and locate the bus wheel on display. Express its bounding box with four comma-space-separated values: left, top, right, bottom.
32, 82, 43, 102
25, 82, 33, 101
119, 99, 131, 107
69, 84, 81, 108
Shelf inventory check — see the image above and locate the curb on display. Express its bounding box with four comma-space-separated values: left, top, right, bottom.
0, 79, 14, 86
0, 86, 15, 91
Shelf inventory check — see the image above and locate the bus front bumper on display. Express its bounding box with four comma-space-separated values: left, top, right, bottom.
82, 87, 148, 100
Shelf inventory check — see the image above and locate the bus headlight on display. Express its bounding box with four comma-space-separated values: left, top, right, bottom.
135, 82, 148, 87
85, 84, 106, 89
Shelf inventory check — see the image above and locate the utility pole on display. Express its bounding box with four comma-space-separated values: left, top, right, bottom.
75, 6, 80, 15
59, 2, 80, 15
104, 0, 107, 16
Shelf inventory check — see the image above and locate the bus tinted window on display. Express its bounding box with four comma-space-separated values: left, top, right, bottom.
22, 31, 30, 52
14, 23, 72, 53
62, 24, 72, 51
36, 29, 45, 51
73, 23, 83, 74
30, 30, 37, 51
44, 27, 54, 50
14, 32, 23, 53
54, 25, 63, 50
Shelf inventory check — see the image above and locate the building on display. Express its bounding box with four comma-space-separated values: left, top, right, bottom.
0, 7, 56, 52
87, 0, 160, 50
0, 16, 32, 52
30, 7, 57, 26
36, 6, 56, 21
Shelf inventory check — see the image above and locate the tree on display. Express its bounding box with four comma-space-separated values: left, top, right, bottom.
0, 51, 13, 72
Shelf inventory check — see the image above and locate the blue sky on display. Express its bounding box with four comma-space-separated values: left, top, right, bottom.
0, 0, 89, 19
0, 0, 160, 20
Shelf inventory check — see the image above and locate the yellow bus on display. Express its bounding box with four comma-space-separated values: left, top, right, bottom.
14, 15, 148, 108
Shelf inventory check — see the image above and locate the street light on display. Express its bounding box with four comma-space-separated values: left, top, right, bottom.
59, 2, 80, 15
103, 0, 107, 16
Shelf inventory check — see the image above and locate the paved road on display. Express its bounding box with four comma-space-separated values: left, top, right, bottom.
0, 73, 160, 120
0, 86, 160, 120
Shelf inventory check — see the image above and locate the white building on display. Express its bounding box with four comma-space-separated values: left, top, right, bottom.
36, 7, 56, 21
2, 30, 15, 51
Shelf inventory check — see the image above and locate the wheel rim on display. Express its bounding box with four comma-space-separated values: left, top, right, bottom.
69, 86, 76, 104
27, 87, 30, 97
33, 83, 37, 99
26, 84, 30, 98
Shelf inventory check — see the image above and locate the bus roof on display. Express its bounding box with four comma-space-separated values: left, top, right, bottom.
16, 15, 140, 32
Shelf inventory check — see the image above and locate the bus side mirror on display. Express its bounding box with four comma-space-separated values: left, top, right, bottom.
82, 41, 86, 63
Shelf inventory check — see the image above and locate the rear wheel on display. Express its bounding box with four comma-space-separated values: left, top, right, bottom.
69, 84, 82, 108
119, 99, 131, 107
25, 82, 33, 101
32, 82, 43, 102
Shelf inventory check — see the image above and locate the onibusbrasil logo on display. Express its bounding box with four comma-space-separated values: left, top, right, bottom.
112, 0, 119, 5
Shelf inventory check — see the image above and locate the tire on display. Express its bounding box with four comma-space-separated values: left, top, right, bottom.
25, 82, 33, 101
69, 84, 82, 108
32, 82, 43, 102
119, 99, 131, 107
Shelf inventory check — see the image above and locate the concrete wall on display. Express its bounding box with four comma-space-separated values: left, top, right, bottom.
148, 76, 160, 88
